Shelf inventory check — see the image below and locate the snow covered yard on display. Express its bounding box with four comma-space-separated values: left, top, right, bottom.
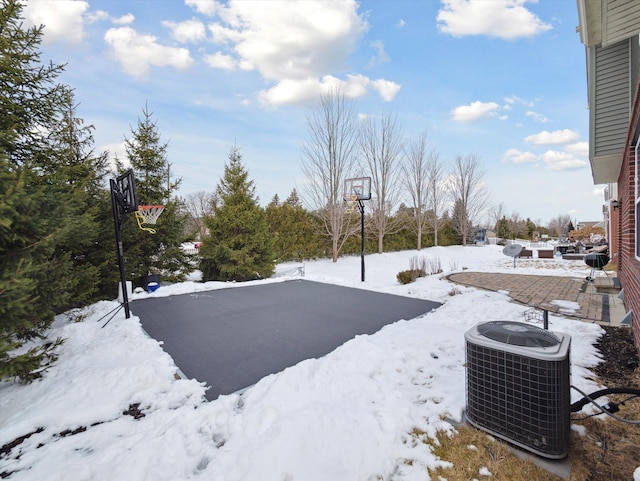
0, 245, 604, 481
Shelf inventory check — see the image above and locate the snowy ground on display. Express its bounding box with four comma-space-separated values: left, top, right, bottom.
0, 245, 604, 481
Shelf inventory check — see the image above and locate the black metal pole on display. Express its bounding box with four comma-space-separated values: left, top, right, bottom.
543, 309, 549, 330
359, 200, 365, 282
111, 180, 130, 319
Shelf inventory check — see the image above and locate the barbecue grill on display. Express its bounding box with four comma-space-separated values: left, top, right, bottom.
585, 252, 609, 282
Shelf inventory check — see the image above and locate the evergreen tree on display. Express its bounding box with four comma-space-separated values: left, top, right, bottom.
496, 216, 511, 241
437, 212, 460, 246
269, 194, 281, 207
266, 189, 322, 261
285, 189, 301, 207
451, 199, 468, 245
199, 147, 275, 281
0, 1, 94, 379
119, 105, 193, 284
43, 93, 112, 307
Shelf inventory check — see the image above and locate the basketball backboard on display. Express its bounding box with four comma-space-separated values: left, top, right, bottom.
115, 169, 138, 214
343, 176, 372, 201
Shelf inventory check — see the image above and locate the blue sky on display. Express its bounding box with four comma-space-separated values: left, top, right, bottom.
22, 0, 602, 225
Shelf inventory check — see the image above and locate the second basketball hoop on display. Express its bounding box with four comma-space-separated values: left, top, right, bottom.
343, 176, 371, 282
342, 176, 372, 202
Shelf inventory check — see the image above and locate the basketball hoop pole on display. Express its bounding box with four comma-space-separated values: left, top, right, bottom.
358, 199, 365, 282
110, 179, 131, 319
343, 176, 371, 282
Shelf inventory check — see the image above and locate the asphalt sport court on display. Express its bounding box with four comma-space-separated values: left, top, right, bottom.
132, 279, 441, 400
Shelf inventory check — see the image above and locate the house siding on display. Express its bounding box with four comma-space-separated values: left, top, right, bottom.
593, 39, 630, 157
632, 35, 640, 87
603, 0, 640, 46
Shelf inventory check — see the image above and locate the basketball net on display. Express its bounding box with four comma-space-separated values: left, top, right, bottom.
135, 205, 165, 234
345, 194, 358, 214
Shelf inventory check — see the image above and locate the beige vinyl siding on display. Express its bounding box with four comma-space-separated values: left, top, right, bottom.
592, 39, 630, 158
603, 0, 640, 46
633, 36, 640, 80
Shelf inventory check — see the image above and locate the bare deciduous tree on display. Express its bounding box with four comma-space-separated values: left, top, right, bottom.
548, 214, 572, 239
449, 153, 489, 245
301, 87, 359, 262
403, 132, 429, 250
403, 131, 447, 249
426, 146, 447, 247
183, 190, 217, 240
487, 202, 506, 231
359, 112, 404, 253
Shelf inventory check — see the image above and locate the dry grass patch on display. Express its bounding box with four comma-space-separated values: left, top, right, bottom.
569, 370, 640, 481
425, 425, 563, 480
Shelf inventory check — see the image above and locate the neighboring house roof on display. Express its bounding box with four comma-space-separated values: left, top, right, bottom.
577, 221, 604, 229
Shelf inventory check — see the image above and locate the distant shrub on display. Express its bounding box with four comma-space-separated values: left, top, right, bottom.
397, 269, 427, 284
398, 255, 444, 284
397, 270, 416, 284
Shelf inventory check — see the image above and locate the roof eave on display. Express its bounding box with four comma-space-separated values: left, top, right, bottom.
590, 152, 624, 184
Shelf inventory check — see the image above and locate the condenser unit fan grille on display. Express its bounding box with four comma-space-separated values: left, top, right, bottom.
465, 337, 571, 458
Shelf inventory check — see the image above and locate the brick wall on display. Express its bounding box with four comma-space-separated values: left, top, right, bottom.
618, 80, 640, 351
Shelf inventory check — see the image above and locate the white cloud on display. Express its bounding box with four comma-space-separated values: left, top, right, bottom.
542, 150, 588, 171
86, 10, 109, 23
565, 141, 588, 156
208, 23, 241, 44
397, 19, 406, 28
525, 110, 550, 123
437, 0, 552, 40
592, 186, 605, 197
371, 78, 401, 101
257, 73, 392, 107
114, 13, 135, 25
216, 1, 367, 80
341, 74, 373, 99
451, 101, 500, 123
87, 10, 134, 25
368, 40, 390, 67
21, 0, 88, 46
503, 148, 537, 164
185, 0, 220, 16
258, 77, 325, 106
204, 51, 237, 70
104, 27, 194, 77
503, 96, 535, 110
163, 18, 207, 43
202, 0, 397, 105
525, 129, 579, 146
101, 142, 128, 170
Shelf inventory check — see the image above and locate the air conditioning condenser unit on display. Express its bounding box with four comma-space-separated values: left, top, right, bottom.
465, 321, 571, 459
